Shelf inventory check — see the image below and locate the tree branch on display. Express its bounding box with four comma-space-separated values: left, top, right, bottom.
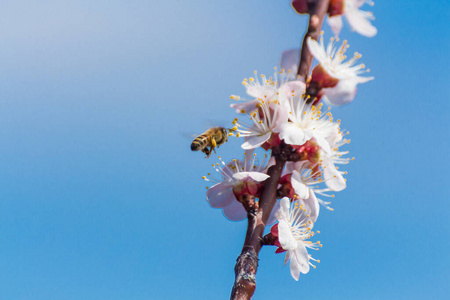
230, 148, 288, 300
297, 0, 330, 82
230, 1, 331, 298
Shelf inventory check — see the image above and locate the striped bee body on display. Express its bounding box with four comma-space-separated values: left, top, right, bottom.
191, 127, 229, 158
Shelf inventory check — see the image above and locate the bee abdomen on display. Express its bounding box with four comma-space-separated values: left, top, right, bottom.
191, 135, 208, 151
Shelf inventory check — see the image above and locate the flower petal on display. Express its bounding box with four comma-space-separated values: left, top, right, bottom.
289, 242, 310, 281
247, 85, 276, 100
307, 37, 327, 63
206, 183, 235, 208
222, 200, 247, 221
277, 123, 306, 146
327, 15, 343, 36
232, 171, 269, 182
323, 160, 346, 191
291, 171, 310, 199
279, 197, 291, 220
278, 220, 297, 251
241, 132, 272, 149
302, 191, 320, 223
267, 200, 280, 226
230, 100, 259, 114
280, 49, 301, 74
345, 7, 377, 37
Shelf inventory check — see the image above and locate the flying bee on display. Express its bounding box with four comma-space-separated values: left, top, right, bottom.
191, 127, 233, 158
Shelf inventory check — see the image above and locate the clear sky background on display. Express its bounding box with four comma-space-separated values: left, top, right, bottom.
0, 0, 448, 299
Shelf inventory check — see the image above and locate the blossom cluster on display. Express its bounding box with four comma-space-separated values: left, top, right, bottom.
199, 0, 376, 283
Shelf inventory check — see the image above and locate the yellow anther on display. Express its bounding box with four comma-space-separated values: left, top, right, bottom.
202, 176, 206, 179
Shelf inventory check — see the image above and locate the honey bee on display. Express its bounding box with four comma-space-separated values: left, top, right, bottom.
191, 127, 230, 158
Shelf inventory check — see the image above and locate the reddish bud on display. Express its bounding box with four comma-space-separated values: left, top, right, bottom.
311, 64, 340, 89
328, 0, 345, 17
261, 132, 281, 151
291, 0, 309, 14
278, 174, 296, 198
233, 180, 259, 200
270, 223, 279, 237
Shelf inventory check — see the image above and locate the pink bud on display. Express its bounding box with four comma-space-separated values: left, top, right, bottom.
311, 64, 340, 89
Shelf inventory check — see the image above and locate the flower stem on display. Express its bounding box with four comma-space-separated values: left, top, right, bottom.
297, 0, 330, 82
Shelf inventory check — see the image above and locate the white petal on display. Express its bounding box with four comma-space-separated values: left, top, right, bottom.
302, 191, 320, 223
307, 37, 327, 63
322, 78, 358, 106
241, 132, 272, 149
269, 99, 289, 127
206, 183, 235, 208
314, 135, 331, 154
280, 49, 301, 74
323, 160, 346, 191
247, 85, 276, 99
327, 15, 343, 36
267, 200, 280, 226
278, 220, 297, 251
277, 123, 306, 146
289, 242, 310, 279
291, 171, 310, 199
345, 8, 377, 37
279, 197, 291, 220
232, 171, 269, 182
230, 100, 259, 114
222, 200, 247, 221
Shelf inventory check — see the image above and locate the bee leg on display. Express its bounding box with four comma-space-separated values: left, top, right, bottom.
211, 138, 217, 153
203, 147, 212, 158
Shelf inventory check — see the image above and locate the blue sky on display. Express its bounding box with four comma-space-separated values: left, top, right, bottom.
0, 0, 448, 299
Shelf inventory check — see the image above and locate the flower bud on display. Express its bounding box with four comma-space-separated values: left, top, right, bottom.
291, 0, 309, 14
278, 174, 296, 198
328, 0, 345, 17
232, 180, 259, 200
311, 64, 340, 89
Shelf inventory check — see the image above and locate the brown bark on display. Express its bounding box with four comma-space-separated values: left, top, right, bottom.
297, 0, 331, 82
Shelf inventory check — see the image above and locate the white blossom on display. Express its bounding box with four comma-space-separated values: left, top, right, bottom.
204, 152, 270, 221
327, 0, 377, 37
276, 197, 321, 281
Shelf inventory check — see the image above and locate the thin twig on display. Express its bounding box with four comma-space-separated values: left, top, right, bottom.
297, 0, 330, 82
